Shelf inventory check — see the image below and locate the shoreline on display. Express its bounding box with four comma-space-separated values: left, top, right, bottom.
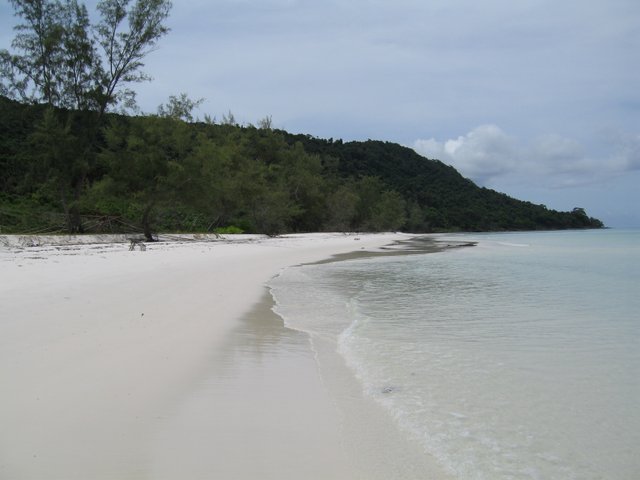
267, 237, 459, 479
1, 232, 432, 479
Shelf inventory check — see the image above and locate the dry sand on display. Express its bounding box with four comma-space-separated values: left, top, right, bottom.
0, 233, 414, 479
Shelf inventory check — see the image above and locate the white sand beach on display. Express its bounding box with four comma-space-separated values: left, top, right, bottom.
0, 232, 442, 479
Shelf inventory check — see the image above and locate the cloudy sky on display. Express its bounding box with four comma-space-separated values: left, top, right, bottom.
2, 0, 639, 226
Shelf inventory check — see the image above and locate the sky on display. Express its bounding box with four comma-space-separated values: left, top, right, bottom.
1, 0, 639, 227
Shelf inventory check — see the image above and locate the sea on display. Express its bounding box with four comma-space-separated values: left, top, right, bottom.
269, 229, 639, 480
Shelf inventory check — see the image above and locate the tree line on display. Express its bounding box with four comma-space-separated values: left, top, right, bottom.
0, 95, 604, 237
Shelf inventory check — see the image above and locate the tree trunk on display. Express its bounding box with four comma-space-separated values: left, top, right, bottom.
59, 183, 83, 234
67, 207, 84, 234
142, 204, 156, 242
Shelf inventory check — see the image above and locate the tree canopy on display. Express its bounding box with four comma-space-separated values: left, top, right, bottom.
1, 0, 172, 233
0, 96, 604, 237
1, 0, 171, 115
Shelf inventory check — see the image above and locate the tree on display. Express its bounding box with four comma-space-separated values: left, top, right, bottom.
59, 1, 97, 110
257, 115, 273, 130
25, 107, 82, 230
352, 176, 385, 229
369, 190, 406, 231
96, 114, 198, 240
1, 0, 172, 115
1, 0, 65, 105
157, 93, 204, 122
325, 185, 358, 231
221, 110, 237, 126
94, 0, 172, 116
1, 0, 172, 232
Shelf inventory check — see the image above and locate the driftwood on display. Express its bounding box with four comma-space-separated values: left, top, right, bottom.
128, 238, 146, 251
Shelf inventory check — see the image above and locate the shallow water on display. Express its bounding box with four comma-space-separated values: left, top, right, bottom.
270, 230, 640, 479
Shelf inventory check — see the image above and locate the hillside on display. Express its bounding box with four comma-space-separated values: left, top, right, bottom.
0, 96, 603, 237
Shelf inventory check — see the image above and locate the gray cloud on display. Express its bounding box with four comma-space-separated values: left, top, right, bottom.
129, 0, 639, 140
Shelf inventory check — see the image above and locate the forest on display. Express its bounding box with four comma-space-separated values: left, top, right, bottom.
0, 0, 603, 239
0, 95, 604, 238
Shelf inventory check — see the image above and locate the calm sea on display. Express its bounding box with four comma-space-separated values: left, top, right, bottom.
269, 230, 640, 479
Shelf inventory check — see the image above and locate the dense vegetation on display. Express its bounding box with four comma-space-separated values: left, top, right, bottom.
0, 95, 603, 238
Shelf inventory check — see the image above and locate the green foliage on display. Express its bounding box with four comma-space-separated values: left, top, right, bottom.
324, 185, 358, 231
1, 0, 172, 233
278, 134, 605, 232
369, 190, 406, 231
157, 93, 204, 122
2, 0, 172, 114
214, 225, 244, 235
0, 96, 605, 236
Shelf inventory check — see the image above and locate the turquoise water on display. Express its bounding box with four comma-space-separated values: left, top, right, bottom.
270, 230, 640, 479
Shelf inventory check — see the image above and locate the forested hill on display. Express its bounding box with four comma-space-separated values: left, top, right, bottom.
279, 132, 603, 231
0, 96, 603, 238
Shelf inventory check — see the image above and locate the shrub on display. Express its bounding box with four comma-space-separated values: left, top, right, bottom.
214, 225, 245, 235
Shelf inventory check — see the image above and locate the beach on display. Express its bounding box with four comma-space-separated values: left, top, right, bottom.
0, 232, 444, 479
3, 231, 635, 479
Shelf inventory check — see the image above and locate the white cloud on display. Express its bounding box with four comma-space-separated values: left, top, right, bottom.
413, 126, 640, 189
414, 125, 518, 184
